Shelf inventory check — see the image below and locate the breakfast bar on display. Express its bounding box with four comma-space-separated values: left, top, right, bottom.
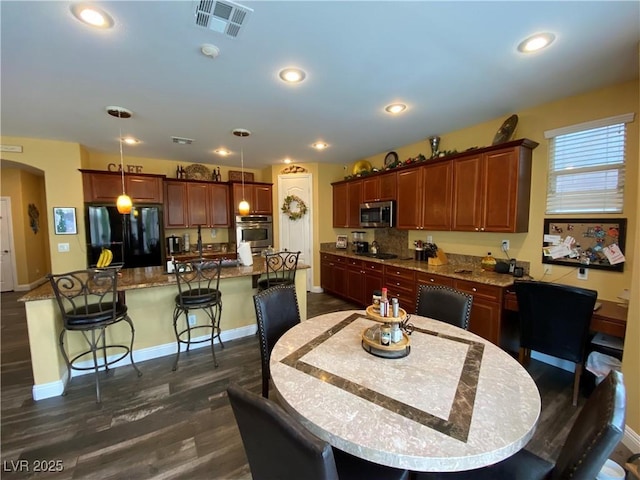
19, 260, 308, 400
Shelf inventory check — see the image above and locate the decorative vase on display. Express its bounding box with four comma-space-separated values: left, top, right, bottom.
428, 136, 440, 158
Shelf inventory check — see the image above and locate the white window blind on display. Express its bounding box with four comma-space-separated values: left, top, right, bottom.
545, 114, 634, 214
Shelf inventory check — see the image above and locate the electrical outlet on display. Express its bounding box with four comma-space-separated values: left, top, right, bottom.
427, 235, 433, 244
577, 267, 588, 280
501, 240, 510, 251
188, 314, 197, 326
543, 265, 552, 275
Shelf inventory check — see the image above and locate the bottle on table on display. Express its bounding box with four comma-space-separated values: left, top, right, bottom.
481, 252, 497, 271
380, 287, 389, 317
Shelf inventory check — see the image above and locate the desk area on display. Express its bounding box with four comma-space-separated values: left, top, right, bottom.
270, 310, 541, 473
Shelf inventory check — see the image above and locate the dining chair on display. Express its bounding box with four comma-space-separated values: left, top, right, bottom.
514, 280, 597, 406
253, 283, 301, 398
172, 258, 224, 371
415, 284, 473, 330
415, 369, 625, 480
227, 384, 410, 480
257, 250, 301, 291
48, 267, 142, 402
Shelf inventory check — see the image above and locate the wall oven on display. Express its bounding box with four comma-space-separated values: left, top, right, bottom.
232, 215, 273, 255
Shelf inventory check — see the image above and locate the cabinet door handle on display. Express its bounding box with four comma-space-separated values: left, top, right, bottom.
472, 287, 477, 292
430, 278, 435, 282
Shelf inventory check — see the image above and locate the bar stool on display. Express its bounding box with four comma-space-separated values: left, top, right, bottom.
172, 258, 224, 370
257, 250, 300, 292
47, 268, 142, 403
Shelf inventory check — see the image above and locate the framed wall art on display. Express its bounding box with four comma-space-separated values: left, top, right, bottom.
542, 218, 626, 272
53, 207, 77, 235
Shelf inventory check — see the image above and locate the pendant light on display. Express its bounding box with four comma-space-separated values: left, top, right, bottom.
107, 106, 133, 214
233, 128, 251, 215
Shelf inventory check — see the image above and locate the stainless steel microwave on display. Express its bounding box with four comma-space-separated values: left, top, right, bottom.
359, 201, 394, 228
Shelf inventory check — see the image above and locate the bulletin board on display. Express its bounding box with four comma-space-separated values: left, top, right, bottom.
542, 218, 626, 272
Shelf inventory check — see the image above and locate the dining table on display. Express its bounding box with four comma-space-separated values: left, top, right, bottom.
269, 309, 541, 473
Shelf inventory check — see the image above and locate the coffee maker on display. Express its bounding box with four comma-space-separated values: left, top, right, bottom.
351, 231, 368, 254
166, 235, 182, 255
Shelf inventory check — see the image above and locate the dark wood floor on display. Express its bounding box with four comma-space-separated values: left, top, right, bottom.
1, 290, 630, 479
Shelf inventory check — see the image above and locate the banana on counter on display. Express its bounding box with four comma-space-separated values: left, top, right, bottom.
97, 248, 113, 268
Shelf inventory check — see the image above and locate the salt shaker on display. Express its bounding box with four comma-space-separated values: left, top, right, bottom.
391, 297, 399, 318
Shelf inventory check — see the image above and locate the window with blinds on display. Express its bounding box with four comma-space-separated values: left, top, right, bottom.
544, 113, 634, 214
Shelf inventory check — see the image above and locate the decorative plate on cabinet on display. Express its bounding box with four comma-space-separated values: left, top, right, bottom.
184, 164, 211, 180
352, 160, 372, 175
492, 114, 518, 145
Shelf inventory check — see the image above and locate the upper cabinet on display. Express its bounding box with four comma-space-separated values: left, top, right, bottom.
332, 179, 362, 228
81, 170, 164, 204
333, 139, 537, 233
362, 172, 397, 202
231, 182, 273, 215
164, 180, 230, 229
451, 140, 537, 233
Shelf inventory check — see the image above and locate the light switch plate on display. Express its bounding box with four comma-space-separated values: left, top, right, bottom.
57, 243, 70, 252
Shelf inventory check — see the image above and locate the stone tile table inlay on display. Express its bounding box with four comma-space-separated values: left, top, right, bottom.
270, 310, 541, 472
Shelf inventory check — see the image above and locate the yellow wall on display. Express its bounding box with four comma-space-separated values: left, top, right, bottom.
1, 167, 51, 286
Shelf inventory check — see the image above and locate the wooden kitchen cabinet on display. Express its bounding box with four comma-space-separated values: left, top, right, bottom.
451, 140, 536, 233
346, 258, 384, 305
384, 265, 417, 313
320, 253, 346, 294
395, 167, 424, 229
332, 179, 362, 228
231, 182, 273, 215
81, 170, 164, 204
164, 180, 230, 228
346, 258, 365, 304
416, 271, 454, 288
362, 172, 397, 202
454, 279, 503, 345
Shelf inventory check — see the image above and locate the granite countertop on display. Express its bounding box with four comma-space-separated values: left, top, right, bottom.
320, 247, 525, 288
20, 259, 309, 302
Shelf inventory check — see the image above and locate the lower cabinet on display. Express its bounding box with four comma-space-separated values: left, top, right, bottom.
384, 266, 417, 313
319, 253, 505, 345
454, 279, 503, 345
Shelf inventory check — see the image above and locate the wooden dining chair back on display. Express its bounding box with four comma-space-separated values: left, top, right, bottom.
414, 370, 625, 480
172, 258, 224, 371
257, 250, 301, 291
227, 384, 410, 480
47, 268, 141, 402
514, 280, 597, 406
415, 284, 473, 330
253, 283, 301, 398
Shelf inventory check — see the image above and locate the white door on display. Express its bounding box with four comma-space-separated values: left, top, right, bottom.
1, 197, 16, 292
278, 174, 313, 291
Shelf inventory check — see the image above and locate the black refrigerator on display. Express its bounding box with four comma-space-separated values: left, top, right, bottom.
86, 205, 164, 268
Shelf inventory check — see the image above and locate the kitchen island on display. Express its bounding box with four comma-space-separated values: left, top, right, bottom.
19, 260, 308, 400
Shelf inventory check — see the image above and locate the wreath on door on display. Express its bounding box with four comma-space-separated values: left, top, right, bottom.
281, 195, 308, 221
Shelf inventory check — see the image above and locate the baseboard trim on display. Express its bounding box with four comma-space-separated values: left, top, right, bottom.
531, 351, 575, 372
624, 425, 640, 452
16, 276, 47, 292
31, 324, 258, 400
310, 286, 324, 293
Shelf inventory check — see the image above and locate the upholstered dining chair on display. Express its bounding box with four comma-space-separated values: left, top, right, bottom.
257, 250, 301, 291
415, 370, 625, 480
227, 384, 410, 480
415, 284, 473, 330
48, 267, 142, 402
172, 258, 223, 371
514, 280, 597, 406
253, 283, 300, 398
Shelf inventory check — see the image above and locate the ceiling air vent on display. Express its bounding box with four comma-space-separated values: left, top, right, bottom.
171, 136, 194, 145
194, 0, 253, 38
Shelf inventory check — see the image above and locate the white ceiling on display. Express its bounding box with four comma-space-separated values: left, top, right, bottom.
1, 1, 638, 170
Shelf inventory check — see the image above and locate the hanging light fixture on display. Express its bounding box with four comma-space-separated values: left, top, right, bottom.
233, 128, 251, 215
107, 106, 133, 214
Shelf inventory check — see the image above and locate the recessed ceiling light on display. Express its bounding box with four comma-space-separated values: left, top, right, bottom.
517, 32, 555, 53
385, 104, 407, 114
279, 68, 306, 84
215, 148, 231, 156
312, 142, 329, 150
284, 158, 292, 164
121, 137, 139, 145
70, 4, 114, 29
